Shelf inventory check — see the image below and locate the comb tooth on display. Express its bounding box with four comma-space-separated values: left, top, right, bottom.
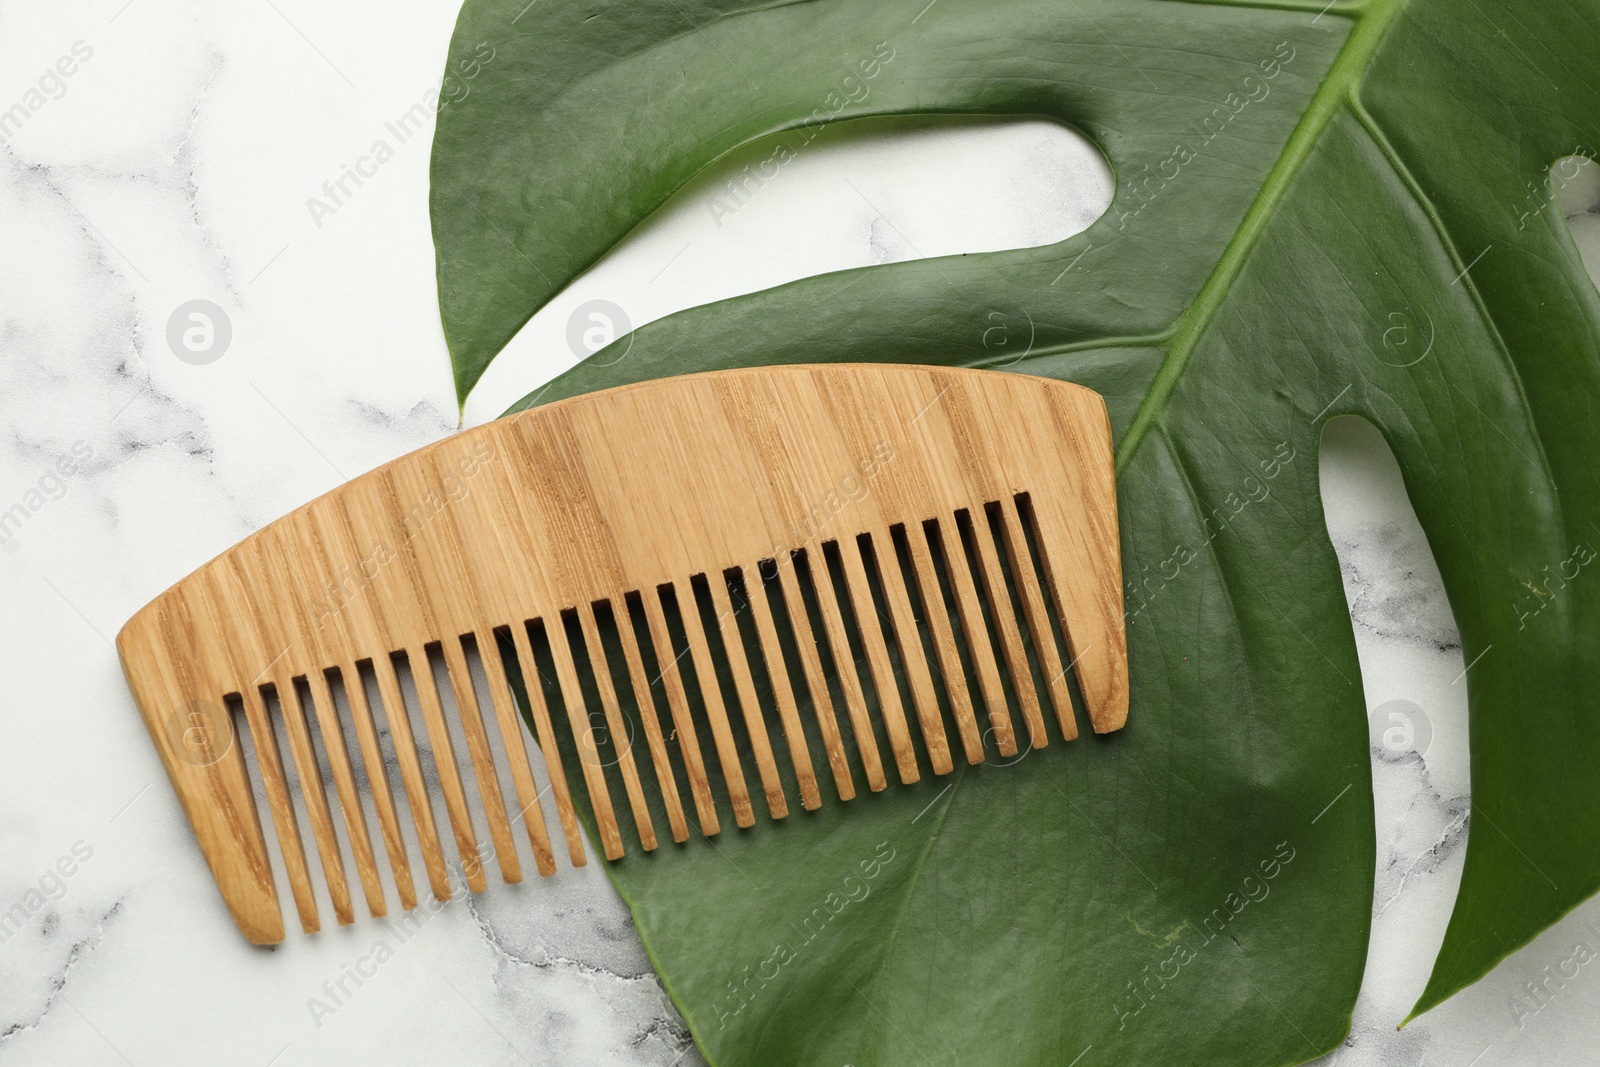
742, 563, 822, 810
438, 639, 522, 883
996, 497, 1077, 740
966, 510, 1049, 750
338, 662, 418, 909
372, 658, 453, 901
475, 632, 557, 876
238, 685, 320, 932
305, 669, 386, 916
577, 604, 659, 851
274, 677, 354, 925
771, 554, 855, 801
400, 649, 487, 894
868, 530, 953, 775
676, 582, 756, 828
1017, 492, 1129, 733
544, 616, 627, 860
932, 516, 1017, 758
638, 590, 721, 836
837, 538, 920, 785
904, 525, 985, 764
802, 547, 889, 792
706, 573, 788, 820
612, 602, 690, 843
509, 623, 587, 867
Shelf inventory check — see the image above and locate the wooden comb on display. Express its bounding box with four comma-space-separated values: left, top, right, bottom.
116, 364, 1126, 944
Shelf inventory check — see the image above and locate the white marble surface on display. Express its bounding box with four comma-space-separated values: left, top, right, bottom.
1, 2, 1598, 1065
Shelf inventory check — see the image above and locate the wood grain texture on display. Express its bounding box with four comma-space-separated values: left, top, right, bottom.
116, 364, 1126, 944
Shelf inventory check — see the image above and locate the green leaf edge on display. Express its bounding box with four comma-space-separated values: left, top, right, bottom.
428, 0, 1600, 1047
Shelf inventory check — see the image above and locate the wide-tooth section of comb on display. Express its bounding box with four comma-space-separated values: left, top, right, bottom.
769, 553, 856, 801
611, 601, 691, 842
270, 676, 356, 925
739, 564, 822, 811
902, 523, 985, 765
117, 364, 1125, 943
336, 661, 419, 908
476, 632, 558, 875
637, 589, 719, 836
369, 655, 452, 902
929, 515, 1017, 757
801, 544, 889, 792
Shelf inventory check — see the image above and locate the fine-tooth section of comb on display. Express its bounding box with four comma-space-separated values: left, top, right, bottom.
116, 364, 1126, 943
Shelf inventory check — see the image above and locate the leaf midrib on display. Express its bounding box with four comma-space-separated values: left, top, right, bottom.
1115, 0, 1407, 472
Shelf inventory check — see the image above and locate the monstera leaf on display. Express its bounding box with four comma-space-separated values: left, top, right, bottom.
430, 0, 1600, 1061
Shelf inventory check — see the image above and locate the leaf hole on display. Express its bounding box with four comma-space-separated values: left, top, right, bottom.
470, 115, 1114, 419
1319, 414, 1470, 1020
1549, 154, 1600, 287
